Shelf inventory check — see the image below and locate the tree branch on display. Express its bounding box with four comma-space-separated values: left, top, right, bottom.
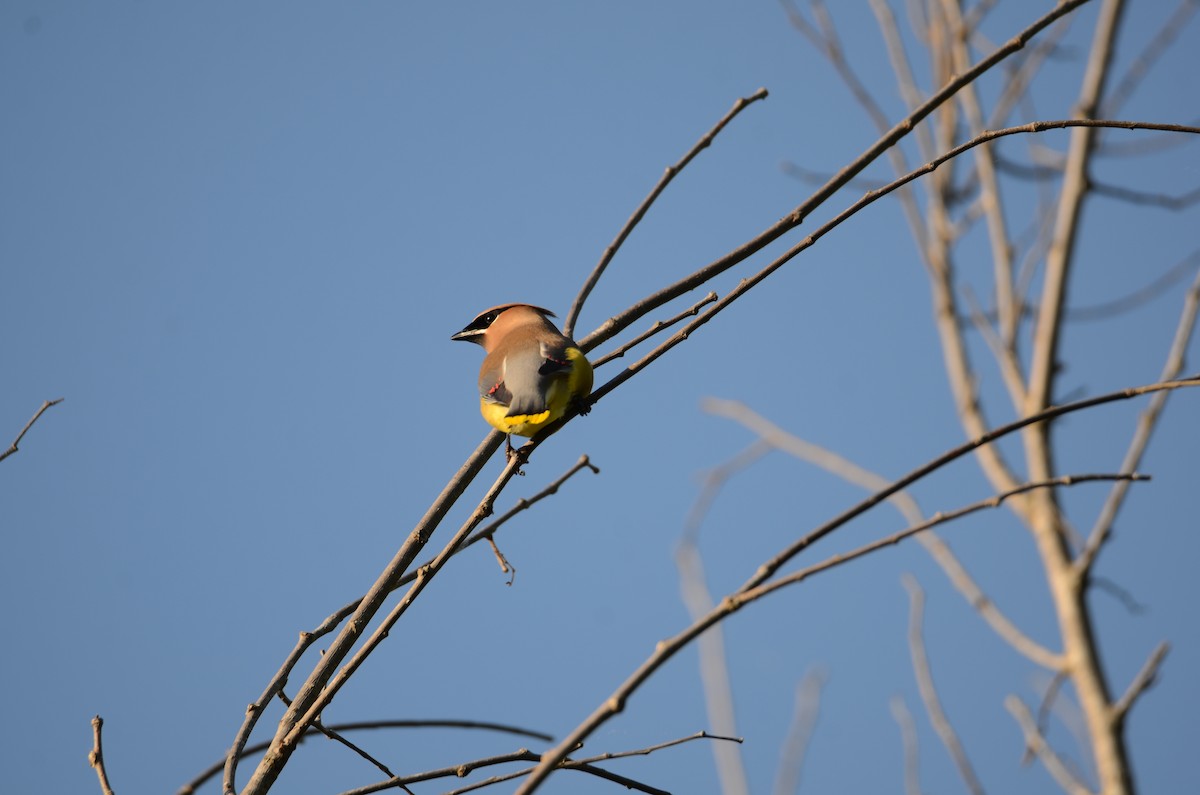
1006, 696, 1093, 795
88, 715, 116, 795
902, 575, 985, 795
562, 89, 768, 338
1, 398, 64, 463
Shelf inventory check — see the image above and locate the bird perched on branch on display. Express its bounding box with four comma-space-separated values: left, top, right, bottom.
452, 303, 593, 456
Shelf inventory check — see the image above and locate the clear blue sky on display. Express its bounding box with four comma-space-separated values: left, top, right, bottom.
3, 3, 1197, 794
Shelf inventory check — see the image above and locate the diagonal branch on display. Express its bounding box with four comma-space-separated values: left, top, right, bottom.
1112, 641, 1169, 725
702, 396, 1062, 670
1, 398, 64, 463
515, 381, 1176, 794
577, 0, 1097, 355
562, 89, 768, 338
1006, 696, 1093, 795
1076, 265, 1200, 576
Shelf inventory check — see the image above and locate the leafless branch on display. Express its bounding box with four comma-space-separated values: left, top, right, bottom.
562, 88, 769, 338
902, 575, 986, 795
591, 292, 719, 369
675, 445, 762, 795
1066, 252, 1199, 322
1025, 671, 1069, 766
271, 690, 411, 792
182, 720, 553, 795
1006, 696, 1093, 795
88, 715, 116, 795
517, 396, 1168, 794
1113, 641, 1169, 725
771, 668, 825, 795
1101, 0, 1200, 116
1, 397, 64, 463
336, 731, 739, 795
890, 697, 924, 795
578, 0, 1096, 357
589, 122, 1200, 415
1091, 180, 1200, 209
1076, 265, 1200, 575
703, 396, 1063, 670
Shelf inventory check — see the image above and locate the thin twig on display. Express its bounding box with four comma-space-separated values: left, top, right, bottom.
771, 668, 825, 795
586, 122, 1200, 416
1076, 265, 1200, 576
226, 445, 592, 792
902, 576, 986, 795
704, 396, 1054, 669
1006, 696, 1093, 795
516, 457, 1160, 792
1102, 0, 1200, 116
1024, 670, 1070, 765
88, 715, 117, 795
591, 292, 718, 369
337, 732, 739, 795
279, 450, 536, 751
1067, 251, 1199, 321
1113, 641, 1170, 725
577, 0, 1096, 357
890, 697, 924, 795
182, 720, 553, 795
1, 398, 64, 463
1091, 180, 1200, 209
562, 89, 769, 338
237, 431, 508, 794
272, 690, 411, 793
675, 444, 764, 795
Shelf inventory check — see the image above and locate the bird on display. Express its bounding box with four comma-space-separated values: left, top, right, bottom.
452, 303, 593, 456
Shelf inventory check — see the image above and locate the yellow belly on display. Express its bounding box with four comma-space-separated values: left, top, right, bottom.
480, 348, 592, 437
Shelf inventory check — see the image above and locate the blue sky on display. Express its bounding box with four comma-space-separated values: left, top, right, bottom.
3, 3, 1198, 794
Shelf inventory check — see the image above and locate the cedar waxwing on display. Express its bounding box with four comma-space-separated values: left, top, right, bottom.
451, 303, 593, 452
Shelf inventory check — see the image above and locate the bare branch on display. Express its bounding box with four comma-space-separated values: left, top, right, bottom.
88, 715, 116, 795
1025, 671, 1069, 765
902, 576, 986, 795
703, 397, 1063, 669
182, 720, 553, 795
1113, 642, 1169, 725
890, 697, 924, 795
1067, 251, 1199, 322
676, 447, 758, 795
591, 292, 718, 369
772, 668, 825, 795
1, 398, 64, 464
562, 88, 768, 338
337, 732, 739, 795
578, 0, 1097, 356
1006, 696, 1093, 795
1091, 180, 1200, 210
589, 121, 1200, 415
1102, 0, 1200, 116
1076, 265, 1200, 576
517, 429, 1161, 794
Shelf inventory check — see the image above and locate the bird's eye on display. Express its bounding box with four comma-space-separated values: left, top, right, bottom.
482, 312, 498, 325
